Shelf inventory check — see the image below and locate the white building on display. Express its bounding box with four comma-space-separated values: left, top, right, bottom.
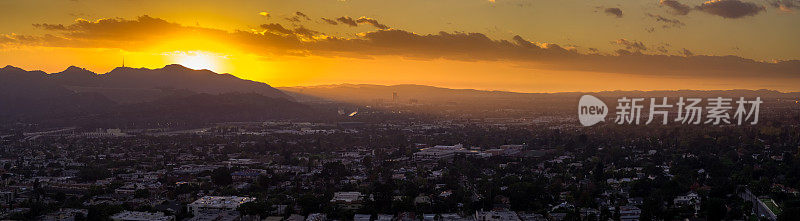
619, 205, 641, 221
354, 214, 371, 221
110, 211, 174, 221
674, 192, 701, 206
331, 192, 364, 210
414, 144, 490, 161
187, 196, 256, 216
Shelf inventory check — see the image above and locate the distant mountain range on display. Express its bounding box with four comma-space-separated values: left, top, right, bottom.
279, 84, 800, 105
0, 65, 309, 127
2, 64, 798, 127
52, 64, 289, 103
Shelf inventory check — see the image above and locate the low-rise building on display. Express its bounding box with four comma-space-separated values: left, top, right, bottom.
619, 205, 641, 221
187, 196, 256, 216
110, 211, 174, 221
330, 192, 364, 210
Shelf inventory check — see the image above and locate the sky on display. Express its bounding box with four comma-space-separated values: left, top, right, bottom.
0, 0, 799, 92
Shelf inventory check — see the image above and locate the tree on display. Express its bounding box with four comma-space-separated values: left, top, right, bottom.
238, 201, 270, 217
134, 189, 150, 198
212, 167, 233, 186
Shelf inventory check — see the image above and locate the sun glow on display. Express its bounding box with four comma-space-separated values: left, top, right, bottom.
171, 51, 220, 71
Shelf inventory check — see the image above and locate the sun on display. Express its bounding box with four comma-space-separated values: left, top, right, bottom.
172, 51, 219, 71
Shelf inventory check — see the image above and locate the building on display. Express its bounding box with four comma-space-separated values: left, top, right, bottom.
674, 192, 701, 214
673, 192, 700, 205
414, 144, 463, 161
41, 209, 88, 221
187, 196, 256, 216
306, 213, 327, 221
475, 210, 521, 221
110, 211, 174, 221
330, 192, 364, 210
414, 144, 489, 161
354, 214, 371, 221
186, 211, 242, 221
619, 205, 641, 221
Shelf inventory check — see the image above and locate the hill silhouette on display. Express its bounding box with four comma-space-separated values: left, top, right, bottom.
52, 64, 289, 103
0, 65, 314, 127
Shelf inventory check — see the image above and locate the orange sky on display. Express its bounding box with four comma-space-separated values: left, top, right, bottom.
0, 0, 798, 92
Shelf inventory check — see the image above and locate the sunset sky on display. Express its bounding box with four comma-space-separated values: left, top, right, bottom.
1, 0, 799, 92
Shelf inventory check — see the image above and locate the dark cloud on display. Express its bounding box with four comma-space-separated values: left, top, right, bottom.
660, 0, 692, 15
324, 16, 389, 29
259, 23, 317, 38
769, 0, 800, 12
292, 26, 319, 38
355, 17, 389, 29
615, 49, 633, 56
696, 0, 765, 18
657, 45, 669, 54
32, 23, 67, 30
646, 13, 685, 28
604, 8, 623, 18
321, 18, 338, 25
286, 11, 311, 22
31, 15, 210, 42
260, 23, 293, 35
26, 15, 303, 51
612, 39, 647, 52
681, 48, 694, 56
7, 15, 800, 79
295, 12, 310, 20
335, 16, 358, 27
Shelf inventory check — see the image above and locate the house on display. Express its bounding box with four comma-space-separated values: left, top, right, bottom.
619, 205, 641, 221
330, 192, 364, 210
187, 196, 256, 216
674, 192, 700, 206
354, 214, 371, 221
475, 210, 521, 221
306, 213, 327, 221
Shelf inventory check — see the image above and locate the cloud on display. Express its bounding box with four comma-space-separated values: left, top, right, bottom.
7, 15, 800, 79
291, 26, 319, 38
259, 12, 270, 18
27, 15, 304, 51
286, 11, 311, 22
260, 23, 293, 35
295, 12, 310, 20
656, 45, 668, 53
681, 48, 694, 56
696, 0, 765, 18
32, 15, 200, 41
646, 13, 685, 28
325, 16, 388, 29
612, 39, 647, 51
355, 17, 389, 29
335, 16, 358, 26
604, 8, 623, 18
660, 0, 692, 15
259, 23, 318, 38
321, 18, 338, 25
769, 0, 800, 12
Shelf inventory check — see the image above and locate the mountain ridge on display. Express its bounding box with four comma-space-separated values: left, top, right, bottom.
43, 64, 290, 102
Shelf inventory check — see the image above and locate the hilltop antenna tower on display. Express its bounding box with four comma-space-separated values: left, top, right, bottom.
122, 57, 125, 67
